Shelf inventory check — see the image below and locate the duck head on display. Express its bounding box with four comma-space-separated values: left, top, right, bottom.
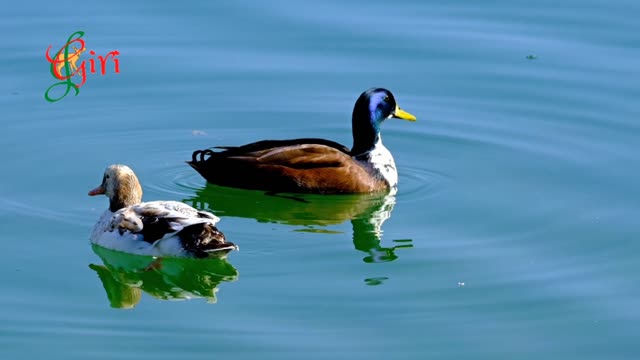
89, 164, 143, 212
351, 88, 416, 156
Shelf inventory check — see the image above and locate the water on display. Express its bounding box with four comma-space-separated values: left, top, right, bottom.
2, 0, 639, 359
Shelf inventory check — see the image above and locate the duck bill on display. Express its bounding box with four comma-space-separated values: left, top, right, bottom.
88, 185, 105, 196
392, 105, 417, 121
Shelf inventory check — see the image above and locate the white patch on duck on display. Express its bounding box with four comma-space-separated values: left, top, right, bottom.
367, 136, 398, 195
89, 164, 236, 257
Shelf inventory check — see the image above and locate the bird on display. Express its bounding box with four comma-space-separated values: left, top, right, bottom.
88, 164, 237, 258
188, 88, 416, 194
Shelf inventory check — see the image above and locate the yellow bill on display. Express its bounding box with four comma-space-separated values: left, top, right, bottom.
392, 105, 417, 121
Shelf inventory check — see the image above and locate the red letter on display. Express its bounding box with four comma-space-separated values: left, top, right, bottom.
45, 45, 66, 80
74, 60, 87, 88
89, 50, 96, 73
98, 50, 120, 75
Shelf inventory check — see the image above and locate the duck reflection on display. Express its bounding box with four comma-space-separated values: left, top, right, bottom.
185, 185, 413, 263
89, 245, 238, 309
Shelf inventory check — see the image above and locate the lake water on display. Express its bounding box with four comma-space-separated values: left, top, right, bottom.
2, 0, 639, 359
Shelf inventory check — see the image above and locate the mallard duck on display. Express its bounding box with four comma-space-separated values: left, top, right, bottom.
189, 88, 416, 194
88, 164, 237, 258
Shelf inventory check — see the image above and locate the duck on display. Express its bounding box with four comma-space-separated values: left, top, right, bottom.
188, 88, 416, 194
88, 164, 237, 258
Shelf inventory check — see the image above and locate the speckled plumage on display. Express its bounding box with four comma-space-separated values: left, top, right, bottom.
89, 165, 236, 257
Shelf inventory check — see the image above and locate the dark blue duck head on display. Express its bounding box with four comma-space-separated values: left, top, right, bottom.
351, 88, 416, 156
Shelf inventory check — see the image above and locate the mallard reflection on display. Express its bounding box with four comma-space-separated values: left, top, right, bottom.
89, 245, 238, 309
185, 185, 413, 263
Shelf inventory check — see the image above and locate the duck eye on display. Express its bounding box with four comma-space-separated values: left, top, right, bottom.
383, 96, 390, 102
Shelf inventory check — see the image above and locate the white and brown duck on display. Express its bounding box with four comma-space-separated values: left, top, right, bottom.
88, 164, 237, 258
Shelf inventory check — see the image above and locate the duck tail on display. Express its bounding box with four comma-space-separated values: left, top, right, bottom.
179, 222, 237, 258
187, 149, 215, 171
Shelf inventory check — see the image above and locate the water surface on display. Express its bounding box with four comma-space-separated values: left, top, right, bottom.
1, 0, 639, 359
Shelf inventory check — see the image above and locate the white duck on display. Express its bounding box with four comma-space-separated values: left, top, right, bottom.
88, 164, 237, 257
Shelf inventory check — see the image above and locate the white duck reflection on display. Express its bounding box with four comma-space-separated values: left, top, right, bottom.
89, 245, 238, 309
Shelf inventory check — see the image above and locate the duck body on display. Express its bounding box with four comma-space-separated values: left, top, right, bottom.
190, 137, 390, 193
189, 88, 416, 194
89, 165, 236, 258
91, 201, 233, 258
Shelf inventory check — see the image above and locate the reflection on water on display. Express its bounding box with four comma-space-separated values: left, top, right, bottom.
89, 245, 238, 309
364, 277, 389, 286
185, 185, 413, 263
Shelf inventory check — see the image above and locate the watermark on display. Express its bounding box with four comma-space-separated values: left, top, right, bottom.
45, 31, 120, 102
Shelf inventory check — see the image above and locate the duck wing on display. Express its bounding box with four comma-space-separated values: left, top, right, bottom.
110, 201, 234, 256
212, 138, 350, 155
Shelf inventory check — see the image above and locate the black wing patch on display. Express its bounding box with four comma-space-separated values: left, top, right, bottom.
138, 216, 181, 243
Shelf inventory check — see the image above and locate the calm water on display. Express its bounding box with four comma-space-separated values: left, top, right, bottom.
2, 0, 639, 359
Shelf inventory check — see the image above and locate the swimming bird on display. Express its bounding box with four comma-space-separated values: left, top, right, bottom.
88, 164, 237, 257
189, 88, 416, 194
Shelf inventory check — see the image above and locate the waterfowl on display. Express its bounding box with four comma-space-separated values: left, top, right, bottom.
88, 164, 237, 258
189, 88, 416, 194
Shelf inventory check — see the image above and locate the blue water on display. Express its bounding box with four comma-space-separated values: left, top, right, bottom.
1, 0, 639, 359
